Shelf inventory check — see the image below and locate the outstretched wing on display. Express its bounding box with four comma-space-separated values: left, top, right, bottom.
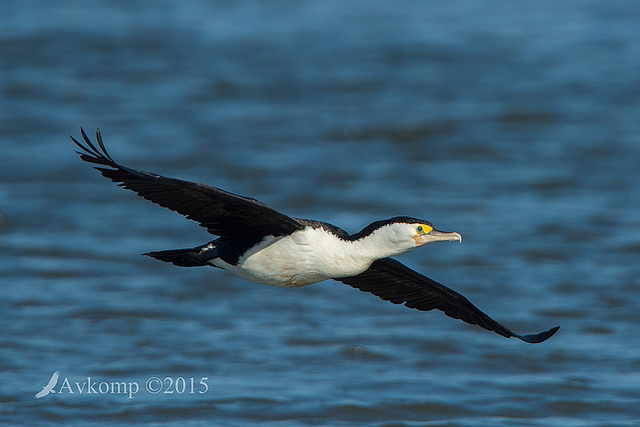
72, 128, 304, 239
336, 258, 559, 343
46, 371, 60, 389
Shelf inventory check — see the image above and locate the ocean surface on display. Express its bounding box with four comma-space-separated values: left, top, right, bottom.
2, 1, 640, 425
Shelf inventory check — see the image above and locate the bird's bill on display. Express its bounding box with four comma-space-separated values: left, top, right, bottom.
413, 229, 462, 246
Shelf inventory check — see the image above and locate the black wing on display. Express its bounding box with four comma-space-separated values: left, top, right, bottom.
72, 128, 304, 239
336, 258, 559, 343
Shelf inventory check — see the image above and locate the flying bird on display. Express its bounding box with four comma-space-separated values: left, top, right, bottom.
72, 129, 559, 343
35, 371, 59, 399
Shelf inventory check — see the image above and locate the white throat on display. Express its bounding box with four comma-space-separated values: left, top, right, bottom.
348, 227, 416, 260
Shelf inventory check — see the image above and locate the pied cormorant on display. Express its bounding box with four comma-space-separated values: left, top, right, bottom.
72, 129, 559, 344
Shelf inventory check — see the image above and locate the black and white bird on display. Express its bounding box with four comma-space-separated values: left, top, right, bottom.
72, 129, 559, 344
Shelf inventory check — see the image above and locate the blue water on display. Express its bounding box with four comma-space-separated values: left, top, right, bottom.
2, 1, 640, 425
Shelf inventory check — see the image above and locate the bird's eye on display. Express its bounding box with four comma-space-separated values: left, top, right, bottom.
416, 224, 432, 235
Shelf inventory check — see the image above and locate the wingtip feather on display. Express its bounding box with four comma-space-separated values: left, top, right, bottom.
514, 325, 560, 344
71, 127, 119, 167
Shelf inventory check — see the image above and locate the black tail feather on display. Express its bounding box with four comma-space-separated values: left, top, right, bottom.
145, 248, 209, 267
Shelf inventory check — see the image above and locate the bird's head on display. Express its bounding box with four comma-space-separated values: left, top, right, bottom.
354, 216, 462, 258
408, 220, 462, 247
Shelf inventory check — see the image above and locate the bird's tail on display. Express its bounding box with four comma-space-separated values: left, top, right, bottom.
145, 243, 217, 267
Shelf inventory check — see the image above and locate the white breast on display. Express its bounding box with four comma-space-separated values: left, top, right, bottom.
211, 227, 374, 287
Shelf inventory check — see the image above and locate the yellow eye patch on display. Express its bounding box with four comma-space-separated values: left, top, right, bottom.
416, 224, 433, 235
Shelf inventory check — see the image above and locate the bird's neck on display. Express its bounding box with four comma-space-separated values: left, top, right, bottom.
346, 229, 413, 262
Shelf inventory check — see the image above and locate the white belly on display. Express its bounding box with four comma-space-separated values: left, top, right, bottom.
211, 227, 373, 287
